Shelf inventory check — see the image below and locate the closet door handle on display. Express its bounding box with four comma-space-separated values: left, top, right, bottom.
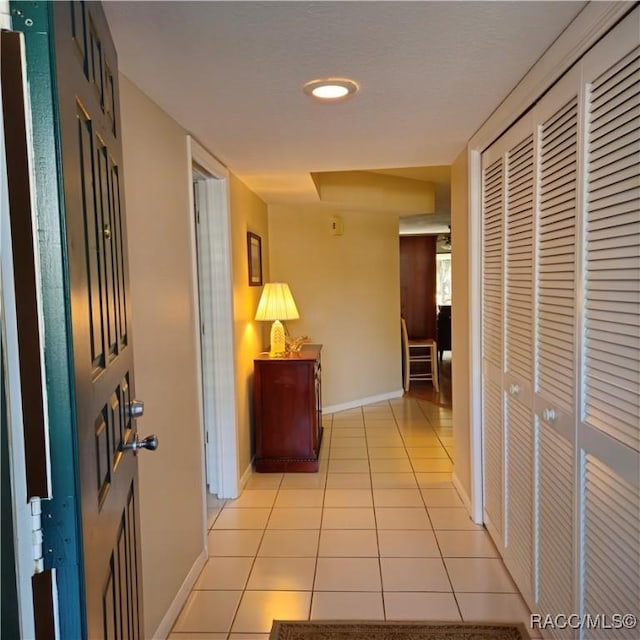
542, 408, 557, 423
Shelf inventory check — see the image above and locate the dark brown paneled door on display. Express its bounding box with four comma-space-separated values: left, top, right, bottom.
53, 3, 143, 638
400, 235, 437, 339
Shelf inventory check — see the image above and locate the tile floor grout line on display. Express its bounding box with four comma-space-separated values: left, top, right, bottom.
422, 483, 465, 622
309, 410, 333, 621
366, 403, 385, 619
223, 469, 284, 637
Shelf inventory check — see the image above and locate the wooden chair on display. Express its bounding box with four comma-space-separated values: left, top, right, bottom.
401, 317, 439, 392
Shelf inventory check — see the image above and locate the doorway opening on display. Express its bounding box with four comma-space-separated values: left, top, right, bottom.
398, 228, 452, 406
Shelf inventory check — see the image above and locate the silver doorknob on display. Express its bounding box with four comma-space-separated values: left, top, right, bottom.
122, 434, 158, 453
127, 400, 145, 418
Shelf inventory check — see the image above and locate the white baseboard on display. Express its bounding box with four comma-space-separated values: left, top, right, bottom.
239, 458, 254, 491
452, 472, 476, 521
323, 389, 404, 415
151, 548, 207, 639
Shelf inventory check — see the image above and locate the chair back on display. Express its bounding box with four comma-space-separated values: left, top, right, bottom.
401, 317, 410, 374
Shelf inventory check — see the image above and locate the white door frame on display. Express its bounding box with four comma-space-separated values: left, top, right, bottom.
187, 137, 240, 500
465, 1, 632, 524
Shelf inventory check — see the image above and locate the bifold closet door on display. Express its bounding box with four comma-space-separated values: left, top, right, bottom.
480, 9, 640, 631
481, 95, 581, 616
532, 67, 580, 626
481, 146, 505, 545
503, 127, 535, 605
578, 13, 639, 633
481, 116, 536, 608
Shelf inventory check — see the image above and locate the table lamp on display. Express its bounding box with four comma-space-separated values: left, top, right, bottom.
255, 283, 300, 357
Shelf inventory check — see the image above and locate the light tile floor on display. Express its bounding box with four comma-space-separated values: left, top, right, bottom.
170, 396, 539, 640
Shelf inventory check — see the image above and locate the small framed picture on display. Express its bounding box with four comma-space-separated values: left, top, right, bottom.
247, 231, 263, 286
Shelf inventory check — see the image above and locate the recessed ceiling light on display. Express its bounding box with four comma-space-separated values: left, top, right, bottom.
303, 78, 359, 101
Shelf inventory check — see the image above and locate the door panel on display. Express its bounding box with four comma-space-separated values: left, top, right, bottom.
400, 235, 437, 339
53, 2, 142, 637
504, 394, 533, 603
481, 149, 505, 544
536, 94, 578, 415
503, 126, 535, 607
583, 43, 640, 452
536, 420, 573, 625
505, 133, 533, 389
482, 376, 504, 540
582, 455, 639, 632
481, 155, 504, 373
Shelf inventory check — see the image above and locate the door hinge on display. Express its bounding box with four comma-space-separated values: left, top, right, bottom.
41, 496, 78, 570
30, 497, 44, 575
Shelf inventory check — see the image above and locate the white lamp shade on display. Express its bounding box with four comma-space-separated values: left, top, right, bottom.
255, 283, 299, 321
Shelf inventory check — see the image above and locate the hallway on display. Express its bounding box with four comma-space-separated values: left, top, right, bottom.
170, 393, 536, 639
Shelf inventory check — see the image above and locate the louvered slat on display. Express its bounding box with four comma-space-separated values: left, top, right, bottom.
584, 46, 640, 452
483, 158, 504, 368
504, 397, 533, 603
506, 136, 534, 383
537, 98, 578, 413
583, 455, 640, 638
537, 423, 573, 627
483, 379, 503, 536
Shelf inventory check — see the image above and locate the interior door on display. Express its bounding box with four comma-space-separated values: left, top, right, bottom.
400, 235, 437, 339
533, 68, 579, 621
480, 144, 505, 545
53, 3, 148, 637
192, 174, 219, 495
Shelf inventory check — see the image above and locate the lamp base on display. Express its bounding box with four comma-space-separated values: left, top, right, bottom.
269, 319, 286, 357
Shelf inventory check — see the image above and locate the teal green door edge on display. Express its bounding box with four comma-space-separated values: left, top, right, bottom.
9, 2, 85, 637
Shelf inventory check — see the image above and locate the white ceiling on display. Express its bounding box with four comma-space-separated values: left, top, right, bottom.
104, 0, 586, 213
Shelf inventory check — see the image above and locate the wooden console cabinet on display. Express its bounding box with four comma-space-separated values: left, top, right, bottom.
254, 346, 322, 472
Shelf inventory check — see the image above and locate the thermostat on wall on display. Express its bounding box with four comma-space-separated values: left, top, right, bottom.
330, 215, 344, 236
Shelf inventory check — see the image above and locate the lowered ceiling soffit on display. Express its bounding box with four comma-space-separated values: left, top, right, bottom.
310, 170, 436, 214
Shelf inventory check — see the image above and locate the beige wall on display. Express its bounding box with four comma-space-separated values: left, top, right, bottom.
120, 78, 271, 631
119, 76, 205, 634
268, 205, 402, 409
228, 174, 270, 476
450, 147, 471, 500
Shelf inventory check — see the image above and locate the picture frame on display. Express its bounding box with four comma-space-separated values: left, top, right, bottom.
247, 231, 263, 286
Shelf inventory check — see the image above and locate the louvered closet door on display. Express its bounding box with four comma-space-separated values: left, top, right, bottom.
579, 13, 640, 635
481, 116, 535, 568
479, 9, 640, 635
503, 126, 535, 606
481, 143, 505, 545
532, 68, 580, 630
